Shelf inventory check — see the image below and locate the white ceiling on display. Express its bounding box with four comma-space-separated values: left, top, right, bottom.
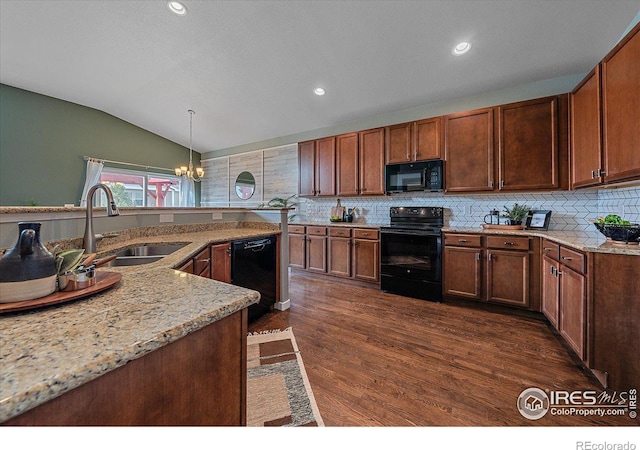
1, 1, 639, 155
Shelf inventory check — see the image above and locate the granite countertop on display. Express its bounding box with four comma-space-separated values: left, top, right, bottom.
442, 226, 640, 256
0, 223, 280, 423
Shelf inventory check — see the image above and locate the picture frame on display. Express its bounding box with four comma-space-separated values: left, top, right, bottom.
525, 210, 552, 230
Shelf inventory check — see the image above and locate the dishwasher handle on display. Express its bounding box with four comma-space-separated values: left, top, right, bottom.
242, 238, 273, 251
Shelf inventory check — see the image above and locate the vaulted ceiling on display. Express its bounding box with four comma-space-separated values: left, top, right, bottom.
1, 1, 638, 155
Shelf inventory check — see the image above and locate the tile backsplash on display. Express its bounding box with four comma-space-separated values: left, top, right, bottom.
298, 186, 639, 234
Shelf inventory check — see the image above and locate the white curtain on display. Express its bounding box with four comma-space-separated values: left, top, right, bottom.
79, 159, 104, 207
180, 175, 195, 207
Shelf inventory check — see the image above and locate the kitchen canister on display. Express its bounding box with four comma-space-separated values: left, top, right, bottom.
0, 222, 58, 303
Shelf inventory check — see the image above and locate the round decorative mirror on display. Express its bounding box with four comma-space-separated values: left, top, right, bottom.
235, 171, 255, 200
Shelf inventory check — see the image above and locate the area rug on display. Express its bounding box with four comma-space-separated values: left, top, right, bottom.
247, 327, 324, 427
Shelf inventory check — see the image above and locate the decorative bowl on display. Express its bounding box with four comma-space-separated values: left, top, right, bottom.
594, 223, 640, 244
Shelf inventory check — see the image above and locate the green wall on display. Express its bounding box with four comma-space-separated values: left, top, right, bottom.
0, 84, 200, 206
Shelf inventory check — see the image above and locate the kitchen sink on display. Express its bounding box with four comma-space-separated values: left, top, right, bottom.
105, 243, 188, 267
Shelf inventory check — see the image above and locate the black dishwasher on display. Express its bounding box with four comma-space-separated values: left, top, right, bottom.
231, 235, 277, 322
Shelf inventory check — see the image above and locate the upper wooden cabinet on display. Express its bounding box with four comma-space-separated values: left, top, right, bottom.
298, 137, 336, 197
385, 118, 442, 164
444, 107, 495, 192
571, 67, 603, 188
571, 22, 640, 188
336, 132, 359, 196
601, 22, 640, 184
498, 96, 563, 191
358, 127, 385, 195
445, 96, 567, 193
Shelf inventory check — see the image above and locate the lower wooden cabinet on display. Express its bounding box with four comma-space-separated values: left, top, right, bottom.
289, 225, 379, 284
541, 239, 588, 361
443, 233, 539, 310
178, 242, 231, 283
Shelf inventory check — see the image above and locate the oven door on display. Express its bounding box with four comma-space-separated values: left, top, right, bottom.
380, 229, 442, 301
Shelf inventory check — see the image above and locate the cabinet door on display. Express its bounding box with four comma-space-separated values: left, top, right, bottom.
385, 122, 413, 164
559, 267, 587, 361
602, 24, 640, 184
486, 250, 530, 307
541, 256, 560, 328
177, 258, 194, 274
444, 108, 494, 192
298, 140, 315, 196
443, 246, 483, 300
315, 136, 336, 196
288, 234, 306, 269
498, 96, 559, 190
193, 246, 211, 278
328, 237, 352, 278
336, 132, 359, 196
359, 128, 385, 195
306, 236, 327, 273
352, 238, 379, 282
571, 67, 603, 188
211, 242, 231, 283
413, 117, 442, 161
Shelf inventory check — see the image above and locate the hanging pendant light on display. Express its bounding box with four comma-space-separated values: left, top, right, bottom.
175, 109, 204, 181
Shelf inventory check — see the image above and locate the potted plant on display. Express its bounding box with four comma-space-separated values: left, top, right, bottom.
258, 194, 298, 222
502, 203, 531, 226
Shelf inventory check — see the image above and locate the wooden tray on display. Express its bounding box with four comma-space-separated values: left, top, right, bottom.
482, 224, 526, 230
0, 271, 122, 314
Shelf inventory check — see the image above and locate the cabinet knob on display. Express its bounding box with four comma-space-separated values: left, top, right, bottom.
504, 242, 515, 246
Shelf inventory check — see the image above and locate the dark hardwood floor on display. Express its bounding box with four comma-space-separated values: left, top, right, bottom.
249, 271, 635, 426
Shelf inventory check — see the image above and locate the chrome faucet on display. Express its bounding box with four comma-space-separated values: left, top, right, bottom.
83, 183, 120, 253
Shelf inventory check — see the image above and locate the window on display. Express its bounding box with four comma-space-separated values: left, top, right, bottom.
94, 168, 182, 207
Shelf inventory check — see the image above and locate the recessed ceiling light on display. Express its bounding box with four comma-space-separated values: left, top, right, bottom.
452, 41, 472, 56
168, 1, 187, 16
313, 87, 326, 96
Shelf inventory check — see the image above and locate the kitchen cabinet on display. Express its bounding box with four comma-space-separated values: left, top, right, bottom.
485, 236, 530, 308
443, 234, 483, 300
292, 225, 379, 284
298, 137, 336, 197
386, 118, 442, 164
5, 310, 248, 425
288, 225, 306, 269
358, 127, 385, 195
336, 132, 359, 196
571, 23, 640, 188
211, 242, 231, 283
306, 226, 328, 273
601, 22, 640, 184
444, 96, 568, 193
541, 239, 588, 361
193, 246, 212, 278
443, 233, 540, 310
444, 107, 495, 192
591, 252, 639, 390
498, 96, 564, 191
571, 67, 603, 188
177, 258, 194, 274
352, 228, 379, 282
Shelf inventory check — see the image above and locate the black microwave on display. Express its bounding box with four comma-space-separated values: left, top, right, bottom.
385, 160, 444, 193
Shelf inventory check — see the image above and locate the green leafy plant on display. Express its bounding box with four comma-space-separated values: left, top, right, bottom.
502, 203, 531, 224
259, 194, 298, 222
596, 214, 631, 225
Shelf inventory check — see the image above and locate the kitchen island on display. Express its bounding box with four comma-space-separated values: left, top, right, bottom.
0, 222, 280, 425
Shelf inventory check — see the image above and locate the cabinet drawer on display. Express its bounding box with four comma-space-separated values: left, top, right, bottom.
329, 227, 352, 237
353, 228, 379, 240
560, 246, 586, 274
307, 226, 327, 236
288, 225, 305, 234
444, 233, 482, 248
486, 236, 530, 251
542, 239, 560, 261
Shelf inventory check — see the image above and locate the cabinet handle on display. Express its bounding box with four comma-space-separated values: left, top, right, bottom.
414, 150, 418, 160
458, 239, 467, 242
490, 181, 494, 188
561, 256, 572, 261
476, 253, 480, 261
591, 170, 596, 179
549, 266, 554, 275
504, 241, 515, 246
543, 247, 553, 251
317, 190, 321, 195
197, 258, 211, 263
362, 232, 369, 236
598, 168, 605, 177
556, 270, 563, 277
500, 180, 505, 188
488, 252, 493, 261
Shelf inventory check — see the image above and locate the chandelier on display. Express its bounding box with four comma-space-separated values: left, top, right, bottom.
175, 109, 204, 182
